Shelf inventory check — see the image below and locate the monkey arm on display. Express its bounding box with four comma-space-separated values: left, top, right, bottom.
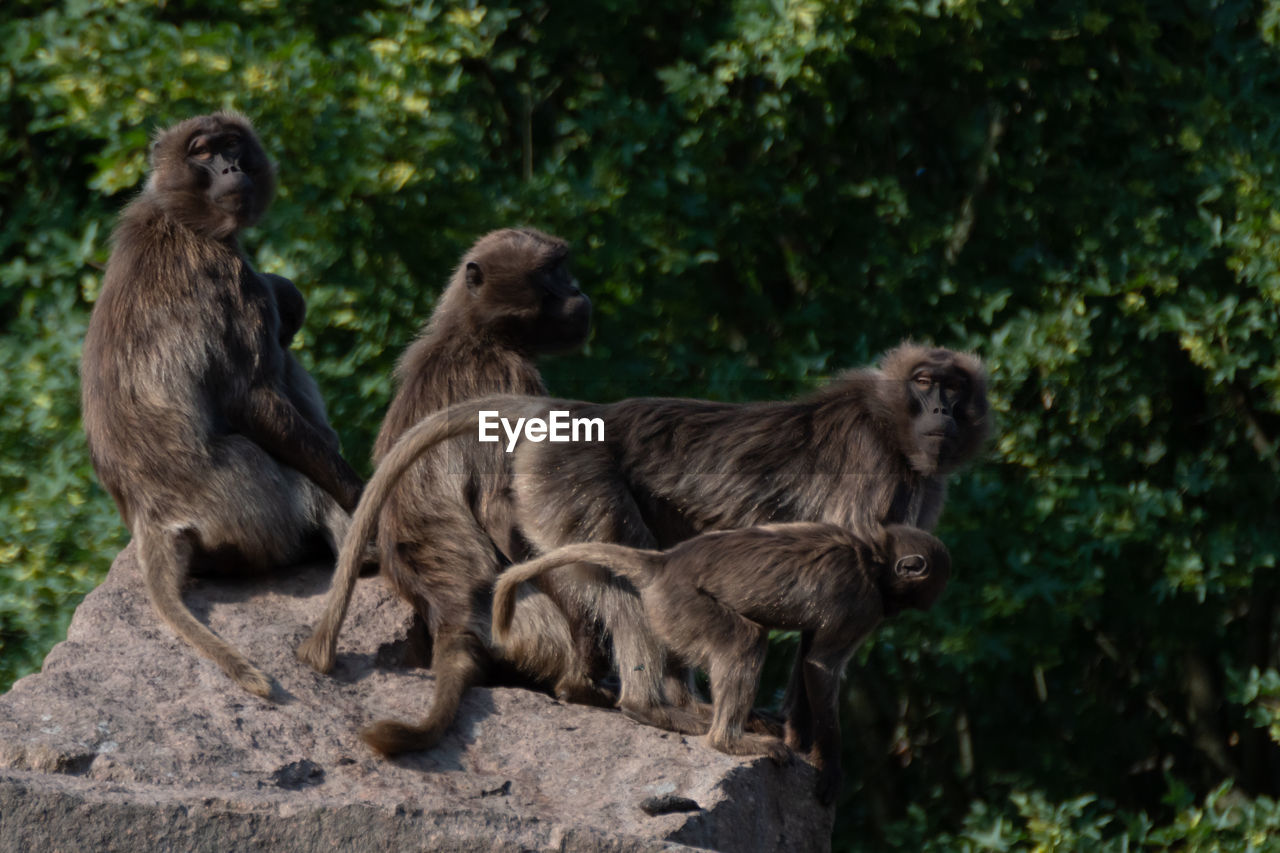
234, 385, 364, 511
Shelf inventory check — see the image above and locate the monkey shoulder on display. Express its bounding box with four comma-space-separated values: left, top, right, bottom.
421, 341, 549, 401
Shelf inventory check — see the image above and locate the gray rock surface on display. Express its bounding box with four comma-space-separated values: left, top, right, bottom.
0, 544, 834, 852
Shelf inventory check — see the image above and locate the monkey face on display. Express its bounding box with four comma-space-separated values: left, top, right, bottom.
907, 360, 967, 455
886, 346, 988, 476
148, 112, 276, 238
528, 259, 591, 352
187, 129, 257, 220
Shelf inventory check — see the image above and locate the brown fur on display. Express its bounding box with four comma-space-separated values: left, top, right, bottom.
294, 228, 596, 755
515, 343, 987, 735
493, 522, 950, 804
81, 113, 364, 697
305, 343, 987, 748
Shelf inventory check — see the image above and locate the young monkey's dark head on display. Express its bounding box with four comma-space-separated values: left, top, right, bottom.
876, 524, 952, 616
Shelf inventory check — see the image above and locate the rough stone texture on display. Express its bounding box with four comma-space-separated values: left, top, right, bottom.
0, 544, 834, 852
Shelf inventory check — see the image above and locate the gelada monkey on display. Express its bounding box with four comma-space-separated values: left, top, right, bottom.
296, 229, 601, 752
82, 112, 363, 697
493, 522, 951, 805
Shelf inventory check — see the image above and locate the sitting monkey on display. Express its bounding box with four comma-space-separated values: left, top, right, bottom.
492, 522, 950, 805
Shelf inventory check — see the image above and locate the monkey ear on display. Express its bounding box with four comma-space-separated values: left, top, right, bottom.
465, 262, 484, 291
894, 554, 929, 578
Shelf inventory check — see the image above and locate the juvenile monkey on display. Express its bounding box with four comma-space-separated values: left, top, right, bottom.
81, 112, 363, 696
492, 522, 951, 805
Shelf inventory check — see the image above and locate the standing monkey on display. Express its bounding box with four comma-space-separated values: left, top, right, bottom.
81, 112, 363, 697
492, 522, 951, 804
296, 228, 600, 755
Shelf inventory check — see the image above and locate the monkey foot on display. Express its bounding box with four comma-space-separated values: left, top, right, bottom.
619, 700, 707, 735
672, 700, 781, 738
707, 732, 792, 765
294, 633, 335, 674
555, 678, 616, 709
783, 722, 812, 753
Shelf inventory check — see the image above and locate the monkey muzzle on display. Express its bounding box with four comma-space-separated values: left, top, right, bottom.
212, 171, 254, 215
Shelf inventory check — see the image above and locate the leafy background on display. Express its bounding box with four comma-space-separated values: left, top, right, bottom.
3, 0, 1280, 848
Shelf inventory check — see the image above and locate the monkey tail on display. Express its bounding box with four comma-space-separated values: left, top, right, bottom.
492, 542, 662, 646
295, 394, 542, 673
138, 526, 273, 698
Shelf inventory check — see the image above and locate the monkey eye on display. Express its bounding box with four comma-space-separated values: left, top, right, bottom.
912, 373, 932, 389
188, 136, 212, 160
948, 375, 972, 398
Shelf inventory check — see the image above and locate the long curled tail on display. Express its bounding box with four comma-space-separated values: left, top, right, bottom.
491, 542, 663, 646
295, 394, 544, 673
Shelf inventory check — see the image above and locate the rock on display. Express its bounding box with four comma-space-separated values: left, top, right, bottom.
0, 544, 834, 852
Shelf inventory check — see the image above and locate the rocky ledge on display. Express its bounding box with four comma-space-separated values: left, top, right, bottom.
0, 545, 833, 852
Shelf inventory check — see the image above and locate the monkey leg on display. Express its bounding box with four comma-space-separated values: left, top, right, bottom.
136, 438, 332, 694
783, 629, 816, 752
496, 579, 613, 708
200, 435, 330, 566
699, 610, 788, 764
522, 558, 677, 724
802, 639, 856, 806
594, 575, 712, 733
515, 450, 679, 724
360, 628, 488, 756
137, 525, 273, 698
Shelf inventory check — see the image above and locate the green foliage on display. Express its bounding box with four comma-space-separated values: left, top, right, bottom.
3, 0, 1280, 850
890, 782, 1280, 851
